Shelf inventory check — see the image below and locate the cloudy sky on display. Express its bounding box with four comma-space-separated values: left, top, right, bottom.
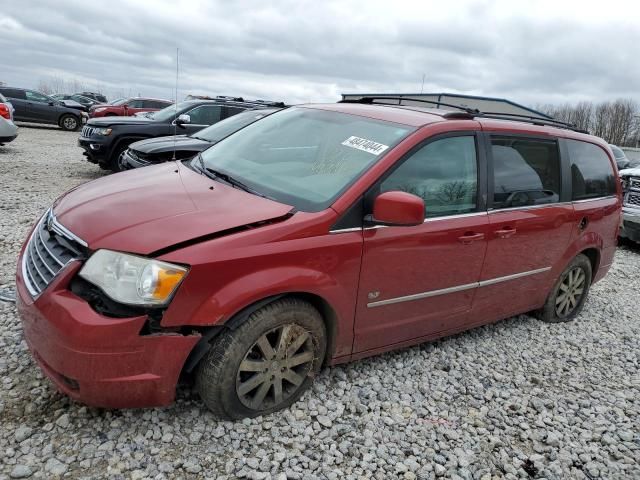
1, 0, 638, 107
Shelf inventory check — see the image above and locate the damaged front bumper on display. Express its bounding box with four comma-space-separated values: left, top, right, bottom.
16, 260, 199, 408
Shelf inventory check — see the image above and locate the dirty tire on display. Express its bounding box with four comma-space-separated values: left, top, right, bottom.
108, 143, 130, 172
537, 254, 592, 323
59, 114, 80, 131
196, 298, 326, 420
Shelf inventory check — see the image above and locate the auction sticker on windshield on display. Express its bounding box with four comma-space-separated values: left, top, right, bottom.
341, 136, 389, 155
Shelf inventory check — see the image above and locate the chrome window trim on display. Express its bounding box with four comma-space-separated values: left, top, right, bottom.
367, 266, 551, 308
572, 195, 617, 204
329, 227, 363, 234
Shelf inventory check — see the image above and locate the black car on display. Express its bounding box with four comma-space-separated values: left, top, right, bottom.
78, 97, 284, 171
120, 107, 281, 170
0, 87, 85, 131
77, 91, 108, 103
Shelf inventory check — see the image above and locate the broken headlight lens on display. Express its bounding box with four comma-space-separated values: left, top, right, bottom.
79, 250, 188, 306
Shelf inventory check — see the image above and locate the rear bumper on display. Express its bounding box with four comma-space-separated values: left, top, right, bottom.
620, 207, 640, 242
0, 134, 17, 144
16, 258, 199, 408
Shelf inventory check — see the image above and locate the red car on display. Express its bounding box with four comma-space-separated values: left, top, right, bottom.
89, 97, 173, 118
17, 99, 621, 419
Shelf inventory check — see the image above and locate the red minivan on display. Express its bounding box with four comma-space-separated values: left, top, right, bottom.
17, 99, 621, 419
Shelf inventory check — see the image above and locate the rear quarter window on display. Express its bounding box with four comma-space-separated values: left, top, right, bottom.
567, 140, 617, 200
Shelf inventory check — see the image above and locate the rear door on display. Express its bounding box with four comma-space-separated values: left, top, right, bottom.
472, 134, 574, 323
181, 104, 223, 134
1, 89, 28, 120
354, 132, 490, 354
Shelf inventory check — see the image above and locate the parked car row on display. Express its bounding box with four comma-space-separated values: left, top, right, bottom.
78, 96, 285, 170
16, 95, 623, 420
0, 87, 87, 131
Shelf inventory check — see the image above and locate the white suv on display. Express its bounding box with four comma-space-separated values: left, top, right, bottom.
0, 92, 18, 145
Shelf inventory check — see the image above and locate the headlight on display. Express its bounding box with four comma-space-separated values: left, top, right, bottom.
95, 128, 112, 136
79, 250, 188, 306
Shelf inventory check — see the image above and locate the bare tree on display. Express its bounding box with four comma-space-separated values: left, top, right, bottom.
537, 98, 639, 146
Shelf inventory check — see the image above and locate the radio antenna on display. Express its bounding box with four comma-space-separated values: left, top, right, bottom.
172, 47, 179, 161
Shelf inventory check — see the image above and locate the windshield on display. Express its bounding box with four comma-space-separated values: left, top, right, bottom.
610, 145, 626, 159
199, 107, 415, 211
110, 98, 126, 106
193, 109, 276, 142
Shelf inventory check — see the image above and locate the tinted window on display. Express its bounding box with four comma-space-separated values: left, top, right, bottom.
195, 109, 275, 142
186, 105, 223, 125
225, 106, 246, 117
380, 136, 477, 218
26, 91, 52, 103
491, 137, 560, 209
127, 100, 145, 108
567, 140, 616, 200
0, 89, 26, 100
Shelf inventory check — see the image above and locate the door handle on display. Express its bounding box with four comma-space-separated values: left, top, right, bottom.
495, 227, 517, 239
457, 232, 485, 244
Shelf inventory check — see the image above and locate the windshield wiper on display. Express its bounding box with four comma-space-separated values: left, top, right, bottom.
195, 154, 269, 199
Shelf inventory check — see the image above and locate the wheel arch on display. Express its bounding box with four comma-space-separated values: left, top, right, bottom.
579, 247, 600, 282
58, 112, 80, 127
182, 291, 340, 375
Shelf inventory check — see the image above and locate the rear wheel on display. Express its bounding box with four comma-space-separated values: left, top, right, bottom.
196, 298, 326, 420
59, 114, 80, 131
538, 254, 592, 323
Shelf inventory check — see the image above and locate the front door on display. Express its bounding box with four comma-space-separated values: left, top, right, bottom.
25, 90, 57, 123
354, 133, 489, 354
472, 135, 574, 323
182, 105, 224, 134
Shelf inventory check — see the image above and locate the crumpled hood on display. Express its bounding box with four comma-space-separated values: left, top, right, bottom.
87, 116, 155, 126
620, 166, 640, 177
53, 162, 293, 255
130, 135, 211, 155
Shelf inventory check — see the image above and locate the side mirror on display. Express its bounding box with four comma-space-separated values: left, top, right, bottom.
175, 114, 191, 127
48, 101, 55, 106
366, 191, 424, 227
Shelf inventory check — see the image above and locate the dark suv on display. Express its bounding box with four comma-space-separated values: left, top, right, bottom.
79, 97, 284, 170
0, 87, 84, 131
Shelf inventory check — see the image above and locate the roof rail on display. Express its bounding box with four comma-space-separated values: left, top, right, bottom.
340, 95, 586, 133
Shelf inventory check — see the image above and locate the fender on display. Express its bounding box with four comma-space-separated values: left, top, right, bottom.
162, 265, 357, 360
554, 231, 603, 283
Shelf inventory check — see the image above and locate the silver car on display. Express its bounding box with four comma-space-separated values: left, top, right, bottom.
0, 92, 18, 145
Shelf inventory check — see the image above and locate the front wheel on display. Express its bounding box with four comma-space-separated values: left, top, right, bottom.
59, 114, 80, 131
196, 298, 326, 420
538, 254, 592, 323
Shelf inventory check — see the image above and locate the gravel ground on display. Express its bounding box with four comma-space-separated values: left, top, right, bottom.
0, 125, 639, 480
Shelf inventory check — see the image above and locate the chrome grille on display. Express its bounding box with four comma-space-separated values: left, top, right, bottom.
81, 126, 96, 138
630, 178, 640, 189
626, 192, 640, 207
22, 211, 86, 297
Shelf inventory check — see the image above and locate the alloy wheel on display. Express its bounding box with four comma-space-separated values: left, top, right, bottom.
555, 267, 586, 318
63, 117, 77, 130
236, 324, 314, 410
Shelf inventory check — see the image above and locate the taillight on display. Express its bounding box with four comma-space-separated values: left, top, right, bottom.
0, 104, 10, 120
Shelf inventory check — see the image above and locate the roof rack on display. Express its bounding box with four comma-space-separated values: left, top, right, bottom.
340, 96, 587, 133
